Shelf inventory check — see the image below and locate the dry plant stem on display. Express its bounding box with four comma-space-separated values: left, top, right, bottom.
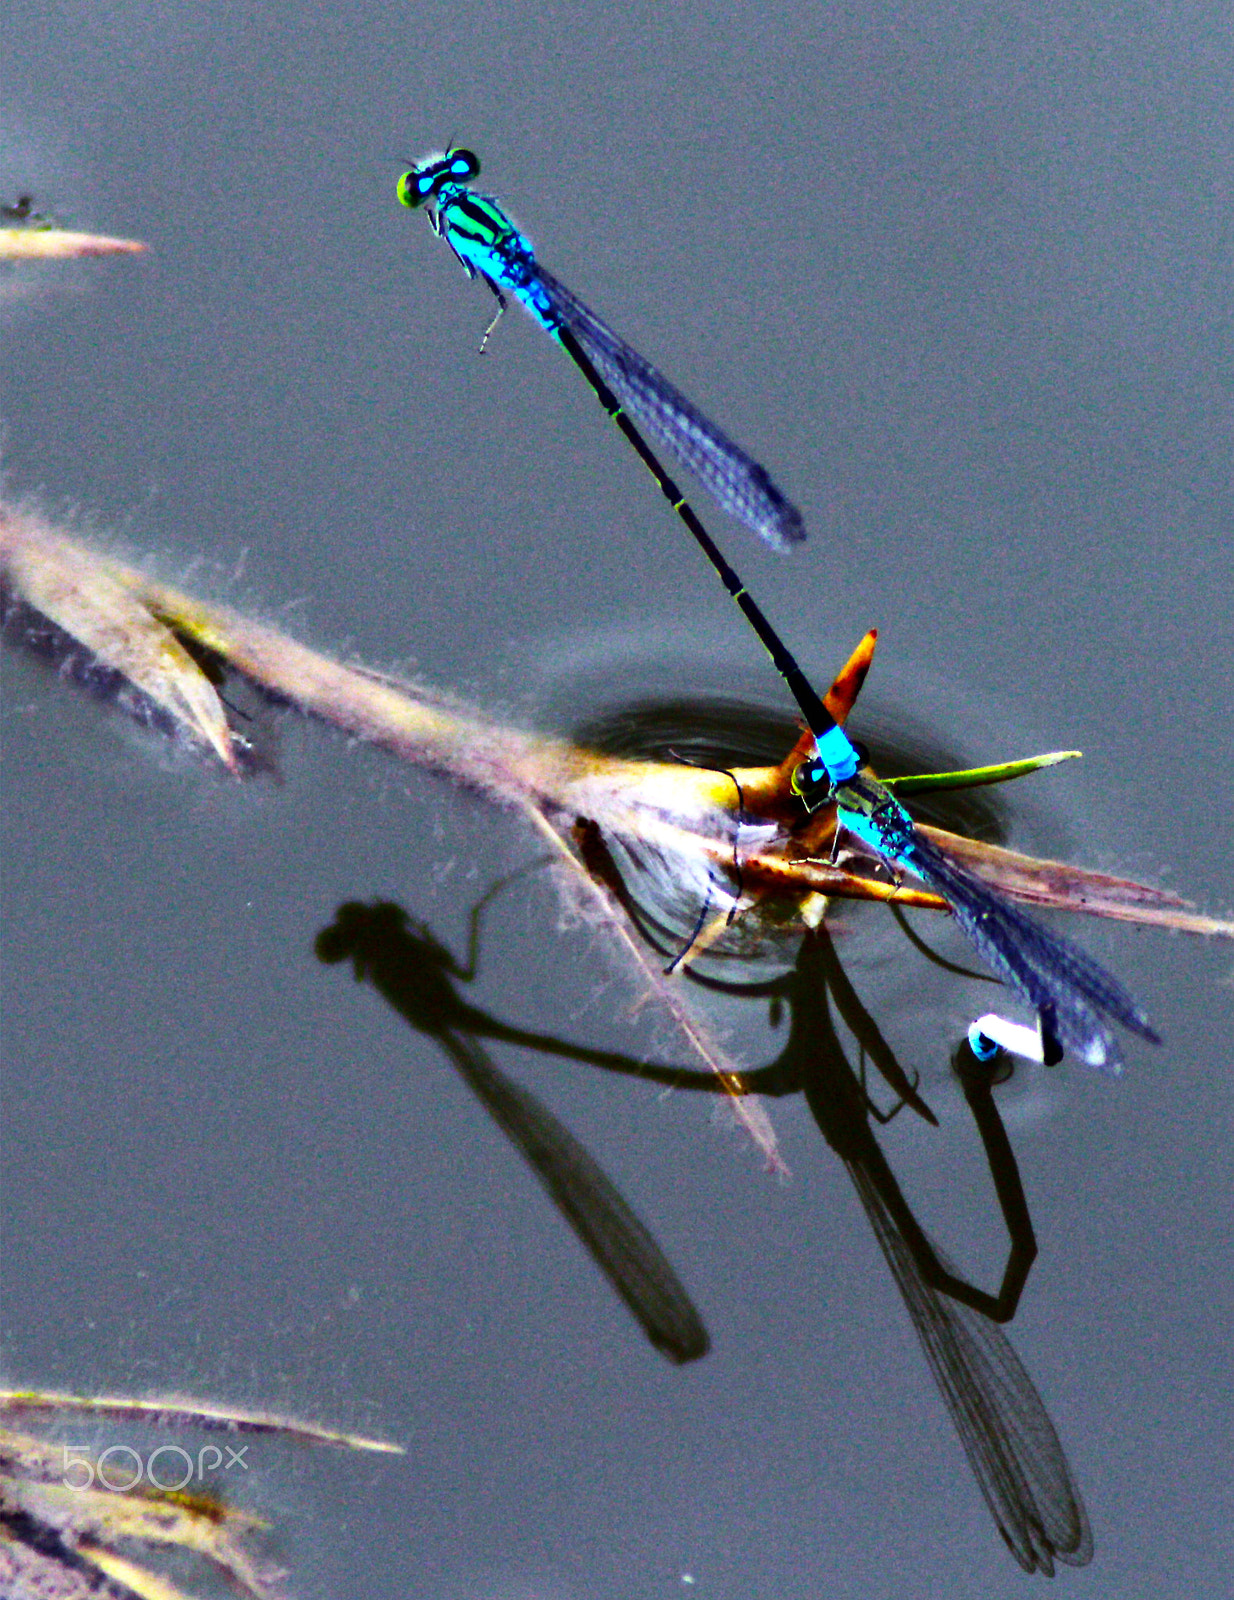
1, 508, 1228, 946
0, 229, 147, 259
0, 1389, 402, 1453
0, 1388, 402, 1600
524, 806, 788, 1173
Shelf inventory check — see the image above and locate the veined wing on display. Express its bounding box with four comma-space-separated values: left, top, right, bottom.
534, 263, 806, 552
904, 830, 1159, 1073
850, 1160, 1093, 1574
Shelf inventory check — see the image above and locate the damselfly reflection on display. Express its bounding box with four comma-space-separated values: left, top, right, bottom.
318, 886, 1088, 1572
720, 928, 1089, 1574
316, 890, 710, 1366
604, 916, 1088, 1573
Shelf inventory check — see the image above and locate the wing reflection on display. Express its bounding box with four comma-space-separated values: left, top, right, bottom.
771, 929, 1091, 1573
317, 890, 1091, 1571
316, 898, 710, 1366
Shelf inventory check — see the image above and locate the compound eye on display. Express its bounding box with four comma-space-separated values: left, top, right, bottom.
790, 761, 831, 813
396, 170, 428, 209
447, 148, 480, 180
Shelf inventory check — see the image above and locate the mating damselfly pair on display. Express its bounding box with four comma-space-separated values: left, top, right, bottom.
395, 146, 1159, 1077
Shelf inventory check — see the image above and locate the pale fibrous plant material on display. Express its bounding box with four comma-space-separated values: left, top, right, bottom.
0, 1388, 403, 1600
2, 506, 1223, 948
0, 228, 147, 259
0, 1390, 403, 1453
0, 194, 147, 258
5, 508, 1228, 1164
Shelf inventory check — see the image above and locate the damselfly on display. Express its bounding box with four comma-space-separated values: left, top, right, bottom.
396, 148, 1159, 1072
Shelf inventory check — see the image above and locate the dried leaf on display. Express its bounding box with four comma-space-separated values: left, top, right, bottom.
0, 1390, 401, 1600
0, 513, 237, 772
0, 1526, 166, 1600
4, 1478, 277, 1598
73, 1546, 205, 1600
911, 826, 1223, 934
0, 229, 147, 259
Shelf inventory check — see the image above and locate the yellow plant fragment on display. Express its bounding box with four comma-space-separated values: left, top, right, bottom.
5, 1479, 277, 1598
76, 1545, 206, 1600
0, 1389, 402, 1600
0, 228, 148, 259
0, 1527, 160, 1600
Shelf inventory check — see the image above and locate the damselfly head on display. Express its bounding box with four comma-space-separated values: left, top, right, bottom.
396, 162, 438, 209
397, 148, 480, 209
395, 168, 420, 208
790, 759, 832, 813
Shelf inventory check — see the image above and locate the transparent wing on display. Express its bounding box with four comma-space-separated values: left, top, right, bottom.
850, 1160, 1093, 1574
535, 264, 805, 551
905, 831, 1158, 1072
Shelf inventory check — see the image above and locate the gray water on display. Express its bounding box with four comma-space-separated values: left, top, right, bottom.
2, 5, 1232, 1596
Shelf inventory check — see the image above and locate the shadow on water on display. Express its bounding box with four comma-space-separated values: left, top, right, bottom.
697, 926, 1090, 1574
315, 887, 711, 1368
315, 882, 1091, 1575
